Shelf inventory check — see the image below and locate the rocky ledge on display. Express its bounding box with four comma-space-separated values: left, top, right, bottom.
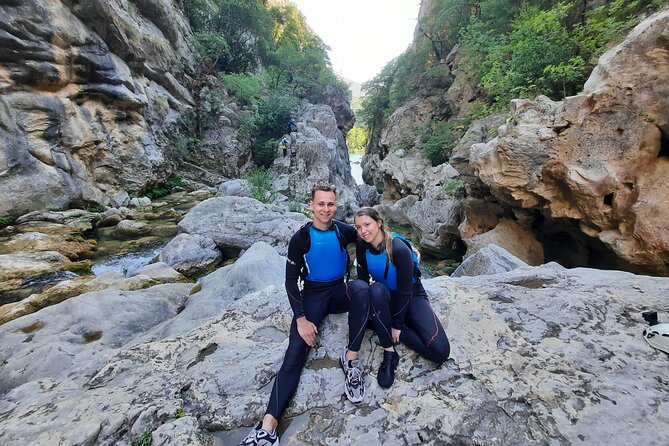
1, 242, 667, 445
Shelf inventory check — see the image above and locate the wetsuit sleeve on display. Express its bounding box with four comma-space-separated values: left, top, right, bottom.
285, 231, 305, 318
390, 238, 413, 331
355, 239, 370, 283
339, 222, 358, 245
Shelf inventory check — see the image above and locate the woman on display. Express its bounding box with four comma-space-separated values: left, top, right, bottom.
354, 207, 450, 388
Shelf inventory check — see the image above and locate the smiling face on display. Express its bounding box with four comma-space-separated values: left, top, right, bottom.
309, 189, 337, 229
354, 214, 383, 246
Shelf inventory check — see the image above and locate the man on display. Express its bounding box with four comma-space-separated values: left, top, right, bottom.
280, 138, 288, 157
240, 182, 370, 446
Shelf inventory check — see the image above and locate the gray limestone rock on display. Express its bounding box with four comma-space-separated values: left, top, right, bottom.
177, 196, 308, 256
452, 244, 528, 277
158, 233, 222, 277
217, 179, 253, 198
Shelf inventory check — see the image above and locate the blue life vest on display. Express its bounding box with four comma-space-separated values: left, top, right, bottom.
303, 224, 348, 281
365, 234, 419, 291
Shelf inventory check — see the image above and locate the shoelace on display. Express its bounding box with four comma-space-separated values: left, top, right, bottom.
346, 365, 362, 387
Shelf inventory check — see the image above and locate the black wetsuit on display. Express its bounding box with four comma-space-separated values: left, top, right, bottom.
265, 220, 370, 420
357, 237, 450, 364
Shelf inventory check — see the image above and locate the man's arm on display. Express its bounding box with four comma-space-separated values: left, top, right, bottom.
285, 231, 305, 318
355, 238, 371, 283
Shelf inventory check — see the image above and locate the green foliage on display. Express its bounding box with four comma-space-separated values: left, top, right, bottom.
0, 216, 16, 229
346, 126, 368, 154
219, 73, 264, 106
131, 430, 152, 446
192, 32, 230, 74
173, 408, 186, 419
444, 179, 467, 197
144, 177, 184, 200
243, 167, 274, 203
419, 118, 471, 166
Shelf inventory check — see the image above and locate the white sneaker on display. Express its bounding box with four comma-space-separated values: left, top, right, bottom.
339, 348, 365, 404
238, 422, 280, 446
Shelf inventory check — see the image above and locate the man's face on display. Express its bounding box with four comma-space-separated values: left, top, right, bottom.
309, 190, 337, 227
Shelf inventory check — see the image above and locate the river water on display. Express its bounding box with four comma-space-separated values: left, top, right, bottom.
350, 153, 363, 185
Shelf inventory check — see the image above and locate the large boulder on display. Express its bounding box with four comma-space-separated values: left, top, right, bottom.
177, 196, 308, 255
451, 244, 528, 277
470, 9, 669, 275
269, 103, 358, 216
158, 233, 222, 277
0, 0, 195, 216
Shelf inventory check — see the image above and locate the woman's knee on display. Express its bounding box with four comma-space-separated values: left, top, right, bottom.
347, 279, 369, 300
430, 337, 451, 364
369, 282, 390, 310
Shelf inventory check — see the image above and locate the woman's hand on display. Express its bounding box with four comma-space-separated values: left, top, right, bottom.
296, 316, 318, 347
391, 328, 401, 344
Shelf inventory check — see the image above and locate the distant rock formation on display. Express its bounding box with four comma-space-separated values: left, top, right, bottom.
270, 103, 359, 216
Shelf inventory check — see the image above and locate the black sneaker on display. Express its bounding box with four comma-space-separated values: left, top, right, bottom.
377, 349, 399, 388
238, 422, 280, 446
339, 348, 365, 403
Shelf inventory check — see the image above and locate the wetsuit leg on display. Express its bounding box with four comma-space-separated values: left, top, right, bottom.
399, 289, 450, 364
369, 282, 394, 349
265, 286, 331, 420
327, 280, 370, 352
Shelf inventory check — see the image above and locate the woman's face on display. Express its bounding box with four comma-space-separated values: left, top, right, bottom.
354, 214, 382, 244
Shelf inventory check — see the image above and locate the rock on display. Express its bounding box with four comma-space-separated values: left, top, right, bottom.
469, 10, 669, 275
131, 262, 188, 282
324, 85, 355, 134
111, 191, 130, 208
451, 244, 528, 277
406, 193, 466, 258
116, 219, 151, 236
462, 218, 544, 265
0, 0, 195, 217
1, 250, 668, 445
177, 196, 308, 256
0, 251, 74, 282
217, 179, 253, 198
269, 103, 359, 217
375, 195, 419, 226
357, 184, 379, 207
0, 282, 192, 393
159, 233, 222, 277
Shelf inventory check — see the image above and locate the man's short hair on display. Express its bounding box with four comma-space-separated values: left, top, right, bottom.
311, 181, 337, 200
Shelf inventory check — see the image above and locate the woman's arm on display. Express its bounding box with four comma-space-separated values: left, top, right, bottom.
390, 237, 414, 330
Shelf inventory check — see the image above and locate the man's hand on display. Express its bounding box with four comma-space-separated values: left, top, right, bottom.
296, 316, 318, 347
391, 328, 401, 344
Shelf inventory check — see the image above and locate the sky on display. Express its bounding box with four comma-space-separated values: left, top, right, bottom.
289, 0, 420, 84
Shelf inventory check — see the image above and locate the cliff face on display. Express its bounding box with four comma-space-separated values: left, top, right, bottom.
0, 0, 195, 216
367, 2, 669, 275
470, 9, 669, 275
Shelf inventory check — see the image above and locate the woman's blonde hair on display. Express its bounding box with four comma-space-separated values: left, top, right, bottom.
354, 207, 394, 263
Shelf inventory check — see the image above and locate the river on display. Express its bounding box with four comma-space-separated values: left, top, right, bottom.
350, 153, 363, 185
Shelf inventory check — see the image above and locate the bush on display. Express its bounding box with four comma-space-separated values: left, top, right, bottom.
444, 179, 467, 197
131, 430, 152, 446
419, 118, 470, 166
0, 216, 16, 229
244, 167, 275, 203
144, 177, 184, 200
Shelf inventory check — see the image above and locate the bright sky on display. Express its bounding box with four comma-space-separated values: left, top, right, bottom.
290, 0, 420, 84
